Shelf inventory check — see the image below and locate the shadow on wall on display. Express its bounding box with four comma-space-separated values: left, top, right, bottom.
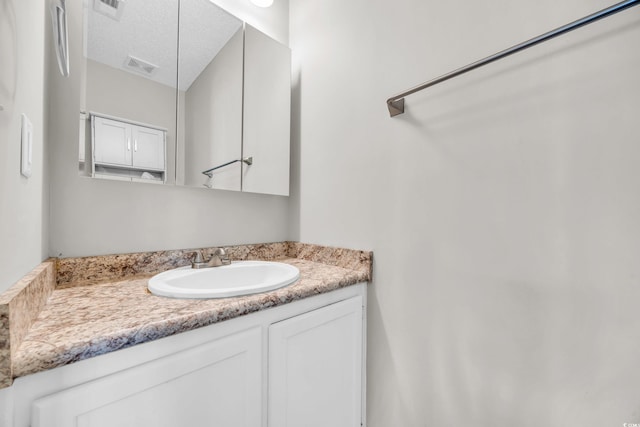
0, 0, 17, 114
365, 272, 410, 425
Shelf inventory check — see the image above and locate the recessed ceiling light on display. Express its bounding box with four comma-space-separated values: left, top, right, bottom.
250, 0, 273, 7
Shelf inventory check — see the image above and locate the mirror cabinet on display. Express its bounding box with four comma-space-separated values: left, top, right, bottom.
79, 0, 291, 196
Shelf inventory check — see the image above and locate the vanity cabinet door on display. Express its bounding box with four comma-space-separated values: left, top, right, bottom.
268, 296, 364, 427
92, 116, 132, 167
131, 125, 166, 171
31, 327, 262, 427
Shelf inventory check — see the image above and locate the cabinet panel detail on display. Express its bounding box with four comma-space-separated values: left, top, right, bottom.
32, 327, 262, 427
92, 117, 132, 167
131, 126, 166, 171
268, 296, 363, 427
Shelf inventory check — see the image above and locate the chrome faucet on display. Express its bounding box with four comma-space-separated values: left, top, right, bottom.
191, 248, 231, 269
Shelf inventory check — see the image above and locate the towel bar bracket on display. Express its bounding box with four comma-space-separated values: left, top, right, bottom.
387, 99, 405, 117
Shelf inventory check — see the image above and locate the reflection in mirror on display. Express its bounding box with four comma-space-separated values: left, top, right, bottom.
79, 0, 179, 184
78, 0, 291, 194
177, 0, 243, 191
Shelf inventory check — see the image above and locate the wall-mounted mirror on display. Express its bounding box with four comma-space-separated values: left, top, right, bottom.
79, 0, 291, 195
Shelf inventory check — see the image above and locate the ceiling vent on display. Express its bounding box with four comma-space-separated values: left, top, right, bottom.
93, 0, 125, 21
123, 55, 159, 76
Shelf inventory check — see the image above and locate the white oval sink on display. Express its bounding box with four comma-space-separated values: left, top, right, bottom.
148, 261, 300, 299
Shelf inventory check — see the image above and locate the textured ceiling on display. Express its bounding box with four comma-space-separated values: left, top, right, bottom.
85, 0, 242, 90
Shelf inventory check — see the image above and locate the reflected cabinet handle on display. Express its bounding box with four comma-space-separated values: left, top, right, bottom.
50, 0, 70, 77
127, 138, 131, 151
202, 157, 253, 178
134, 139, 138, 152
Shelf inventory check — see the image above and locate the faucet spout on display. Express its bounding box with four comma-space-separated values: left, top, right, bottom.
191, 250, 208, 269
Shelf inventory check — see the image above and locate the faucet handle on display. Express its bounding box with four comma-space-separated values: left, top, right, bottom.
213, 247, 231, 265
191, 250, 208, 269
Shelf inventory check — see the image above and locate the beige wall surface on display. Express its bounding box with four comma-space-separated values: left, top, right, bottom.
290, 0, 640, 425
0, 0, 48, 293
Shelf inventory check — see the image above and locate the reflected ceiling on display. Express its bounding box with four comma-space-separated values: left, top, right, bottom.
85, 0, 242, 90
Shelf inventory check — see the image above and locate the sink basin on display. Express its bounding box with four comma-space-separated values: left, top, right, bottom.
148, 261, 300, 299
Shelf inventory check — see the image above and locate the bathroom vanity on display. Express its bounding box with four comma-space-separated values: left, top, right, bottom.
23, 287, 365, 427
0, 243, 371, 427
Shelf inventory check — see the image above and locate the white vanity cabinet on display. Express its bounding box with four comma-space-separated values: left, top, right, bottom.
92, 115, 166, 183
3, 285, 366, 427
32, 328, 262, 427
269, 297, 363, 427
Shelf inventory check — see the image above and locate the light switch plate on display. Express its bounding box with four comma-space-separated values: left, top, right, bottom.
21, 113, 33, 178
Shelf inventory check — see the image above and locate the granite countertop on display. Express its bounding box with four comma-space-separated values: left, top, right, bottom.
1, 242, 372, 387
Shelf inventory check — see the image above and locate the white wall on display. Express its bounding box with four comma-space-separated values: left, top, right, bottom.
48, 0, 290, 257
0, 0, 48, 293
290, 0, 640, 425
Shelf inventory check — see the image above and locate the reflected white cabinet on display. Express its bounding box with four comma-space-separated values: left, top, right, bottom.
32, 328, 262, 427
92, 115, 166, 183
131, 126, 166, 170
269, 297, 363, 427
93, 117, 131, 167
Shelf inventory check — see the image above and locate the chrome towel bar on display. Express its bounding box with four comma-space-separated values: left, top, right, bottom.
202, 157, 253, 178
386, 0, 640, 117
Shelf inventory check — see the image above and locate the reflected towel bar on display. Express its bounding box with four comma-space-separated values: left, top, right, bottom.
202, 157, 253, 178
386, 0, 640, 117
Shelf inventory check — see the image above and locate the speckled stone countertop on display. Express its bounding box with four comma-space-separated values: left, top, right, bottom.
2, 242, 372, 385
